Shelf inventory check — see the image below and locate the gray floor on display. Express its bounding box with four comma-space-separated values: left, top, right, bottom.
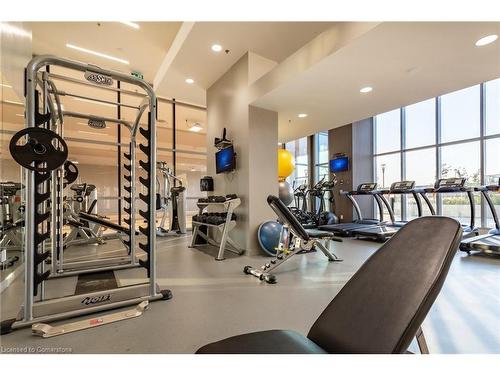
0, 234, 499, 354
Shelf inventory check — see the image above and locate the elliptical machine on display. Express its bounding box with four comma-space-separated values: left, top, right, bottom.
309, 176, 339, 226
156, 161, 187, 236
289, 182, 316, 228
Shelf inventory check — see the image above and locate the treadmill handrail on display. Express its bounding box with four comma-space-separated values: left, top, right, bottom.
417, 191, 436, 215
429, 181, 476, 231
477, 187, 500, 230
373, 194, 387, 223
376, 194, 395, 224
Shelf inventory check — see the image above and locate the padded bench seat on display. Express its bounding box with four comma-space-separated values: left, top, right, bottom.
196, 330, 327, 354
305, 228, 340, 239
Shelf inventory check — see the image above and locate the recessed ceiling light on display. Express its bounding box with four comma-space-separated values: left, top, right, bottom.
475, 34, 498, 47
185, 78, 194, 84
190, 168, 196, 172
15, 113, 24, 117
66, 43, 129, 65
119, 21, 140, 30
298, 113, 308, 118
187, 122, 203, 132
211, 44, 222, 52
360, 86, 373, 93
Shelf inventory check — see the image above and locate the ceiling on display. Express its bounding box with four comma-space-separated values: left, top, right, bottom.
6, 21, 500, 147
250, 22, 500, 142
154, 22, 335, 105
29, 22, 182, 83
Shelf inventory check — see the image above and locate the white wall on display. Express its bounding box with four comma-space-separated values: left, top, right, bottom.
0, 22, 32, 98
207, 53, 279, 254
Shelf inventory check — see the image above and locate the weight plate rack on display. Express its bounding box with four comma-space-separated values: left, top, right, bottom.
33, 90, 54, 296
137, 113, 153, 276
123, 143, 134, 255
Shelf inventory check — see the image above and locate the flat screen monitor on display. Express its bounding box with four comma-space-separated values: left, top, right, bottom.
330, 156, 349, 173
216, 146, 236, 174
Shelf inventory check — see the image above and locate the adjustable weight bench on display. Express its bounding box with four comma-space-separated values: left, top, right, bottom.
198, 216, 462, 354
244, 195, 342, 284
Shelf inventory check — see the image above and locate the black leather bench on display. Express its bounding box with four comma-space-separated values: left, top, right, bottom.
244, 195, 342, 283
199, 216, 462, 353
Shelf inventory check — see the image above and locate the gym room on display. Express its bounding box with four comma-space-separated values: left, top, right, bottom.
1, 0, 499, 373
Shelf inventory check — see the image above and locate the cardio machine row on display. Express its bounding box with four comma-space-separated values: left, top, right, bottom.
297, 178, 483, 243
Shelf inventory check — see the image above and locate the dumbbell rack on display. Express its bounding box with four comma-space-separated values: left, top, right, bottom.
190, 198, 243, 261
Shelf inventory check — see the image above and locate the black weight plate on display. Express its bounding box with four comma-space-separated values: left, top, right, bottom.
9, 128, 68, 172
64, 160, 79, 185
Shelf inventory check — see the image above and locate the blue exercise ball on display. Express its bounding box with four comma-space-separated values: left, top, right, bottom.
257, 221, 283, 256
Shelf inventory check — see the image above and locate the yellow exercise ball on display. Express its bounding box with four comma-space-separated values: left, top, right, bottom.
277, 149, 295, 181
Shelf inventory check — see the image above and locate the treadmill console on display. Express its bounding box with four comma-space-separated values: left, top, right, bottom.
390, 180, 415, 192
435, 178, 466, 189
356, 183, 377, 192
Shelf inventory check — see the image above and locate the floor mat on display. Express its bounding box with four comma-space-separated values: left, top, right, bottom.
75, 271, 118, 295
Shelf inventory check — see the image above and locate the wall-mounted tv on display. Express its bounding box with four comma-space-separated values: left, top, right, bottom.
216, 145, 236, 174
329, 156, 349, 173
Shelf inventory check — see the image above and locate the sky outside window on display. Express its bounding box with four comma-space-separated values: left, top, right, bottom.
405, 98, 436, 148
485, 78, 500, 136
375, 109, 400, 153
441, 85, 480, 143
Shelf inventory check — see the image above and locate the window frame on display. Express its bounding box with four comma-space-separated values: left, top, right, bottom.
373, 81, 500, 228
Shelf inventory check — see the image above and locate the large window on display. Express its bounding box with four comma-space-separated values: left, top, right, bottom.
375, 109, 400, 153
314, 132, 329, 183
440, 141, 481, 225
405, 148, 437, 219
440, 141, 481, 185
485, 79, 500, 136
374, 153, 401, 221
374, 153, 401, 188
285, 137, 309, 188
373, 78, 500, 229
485, 138, 500, 228
440, 85, 480, 143
405, 98, 436, 149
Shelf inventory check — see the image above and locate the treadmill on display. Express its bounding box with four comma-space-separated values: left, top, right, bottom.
351, 180, 432, 242
318, 182, 385, 236
431, 178, 479, 239
460, 178, 500, 255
